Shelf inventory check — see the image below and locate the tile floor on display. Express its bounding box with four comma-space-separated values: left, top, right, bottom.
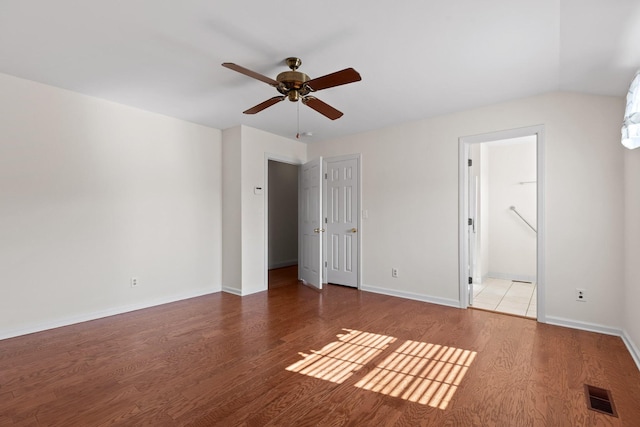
471, 277, 537, 318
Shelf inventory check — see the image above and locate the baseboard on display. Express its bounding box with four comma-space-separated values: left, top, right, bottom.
268, 259, 298, 269
222, 285, 269, 296
505, 315, 640, 371
545, 315, 622, 336
222, 286, 243, 296
622, 330, 640, 372
361, 284, 460, 308
0, 287, 220, 341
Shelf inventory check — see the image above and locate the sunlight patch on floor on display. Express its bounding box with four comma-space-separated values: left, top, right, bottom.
285, 329, 396, 384
354, 340, 476, 409
286, 330, 476, 409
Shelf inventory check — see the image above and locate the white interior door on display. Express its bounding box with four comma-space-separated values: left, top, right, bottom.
325, 157, 359, 287
299, 157, 323, 289
468, 174, 478, 305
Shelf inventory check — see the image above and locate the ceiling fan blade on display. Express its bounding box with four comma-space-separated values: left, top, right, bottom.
302, 96, 344, 120
243, 96, 286, 114
306, 68, 361, 91
222, 62, 280, 86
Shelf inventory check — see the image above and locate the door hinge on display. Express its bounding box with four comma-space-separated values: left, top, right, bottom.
325, 217, 327, 223
468, 218, 473, 226
324, 173, 328, 179
468, 277, 473, 284
468, 159, 472, 167
325, 261, 327, 268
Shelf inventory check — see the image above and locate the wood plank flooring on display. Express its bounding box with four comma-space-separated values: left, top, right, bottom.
1, 268, 639, 426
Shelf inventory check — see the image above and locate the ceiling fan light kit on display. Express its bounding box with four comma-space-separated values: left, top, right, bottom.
621, 70, 640, 149
222, 57, 361, 120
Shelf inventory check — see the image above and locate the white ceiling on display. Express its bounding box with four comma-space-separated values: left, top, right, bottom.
1, 0, 639, 142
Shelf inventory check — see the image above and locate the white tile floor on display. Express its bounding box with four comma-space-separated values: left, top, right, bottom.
471, 277, 537, 318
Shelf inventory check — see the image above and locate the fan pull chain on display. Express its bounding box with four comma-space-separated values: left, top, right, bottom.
296, 101, 300, 139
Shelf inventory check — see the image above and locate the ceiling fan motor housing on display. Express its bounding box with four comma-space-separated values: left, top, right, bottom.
277, 70, 310, 101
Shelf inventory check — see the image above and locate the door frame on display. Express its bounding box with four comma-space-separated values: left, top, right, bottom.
458, 125, 546, 322
322, 154, 362, 289
264, 153, 363, 290
264, 153, 303, 289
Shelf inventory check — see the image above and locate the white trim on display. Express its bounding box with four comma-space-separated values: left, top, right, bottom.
535, 316, 640, 372
361, 284, 460, 308
622, 330, 640, 372
0, 288, 219, 340
537, 128, 546, 323
458, 142, 467, 307
458, 125, 546, 323
222, 286, 267, 297
546, 316, 622, 337
360, 286, 637, 373
222, 286, 243, 296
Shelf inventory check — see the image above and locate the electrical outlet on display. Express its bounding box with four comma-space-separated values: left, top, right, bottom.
576, 288, 586, 302
131, 277, 138, 288
392, 268, 398, 278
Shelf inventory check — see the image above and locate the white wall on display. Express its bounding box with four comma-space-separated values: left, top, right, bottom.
309, 117, 464, 307
3, 72, 636, 363
241, 126, 306, 294
0, 73, 222, 339
268, 160, 299, 269
221, 126, 306, 295
221, 126, 242, 291
624, 147, 640, 365
487, 139, 537, 281
308, 92, 626, 330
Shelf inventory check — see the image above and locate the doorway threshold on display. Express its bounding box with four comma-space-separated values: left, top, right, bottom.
471, 278, 536, 319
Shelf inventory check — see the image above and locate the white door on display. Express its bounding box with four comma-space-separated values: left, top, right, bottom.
468, 174, 478, 305
326, 157, 359, 287
299, 157, 323, 289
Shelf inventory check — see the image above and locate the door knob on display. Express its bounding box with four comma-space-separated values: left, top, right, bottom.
350, 228, 358, 233
314, 228, 325, 233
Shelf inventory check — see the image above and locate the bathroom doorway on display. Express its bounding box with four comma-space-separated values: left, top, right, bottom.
459, 126, 545, 321
469, 137, 537, 317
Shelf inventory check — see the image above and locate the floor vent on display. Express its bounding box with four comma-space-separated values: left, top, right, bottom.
585, 384, 618, 417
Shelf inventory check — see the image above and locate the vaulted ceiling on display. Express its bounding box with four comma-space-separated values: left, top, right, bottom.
1, 0, 638, 142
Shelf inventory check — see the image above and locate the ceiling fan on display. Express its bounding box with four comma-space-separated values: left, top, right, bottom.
222, 57, 361, 120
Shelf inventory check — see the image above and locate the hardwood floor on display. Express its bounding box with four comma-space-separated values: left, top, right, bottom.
268, 265, 299, 289
1, 272, 639, 426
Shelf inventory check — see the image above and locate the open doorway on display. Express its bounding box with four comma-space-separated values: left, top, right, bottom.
266, 154, 362, 291
469, 137, 537, 317
267, 159, 299, 289
459, 126, 545, 322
